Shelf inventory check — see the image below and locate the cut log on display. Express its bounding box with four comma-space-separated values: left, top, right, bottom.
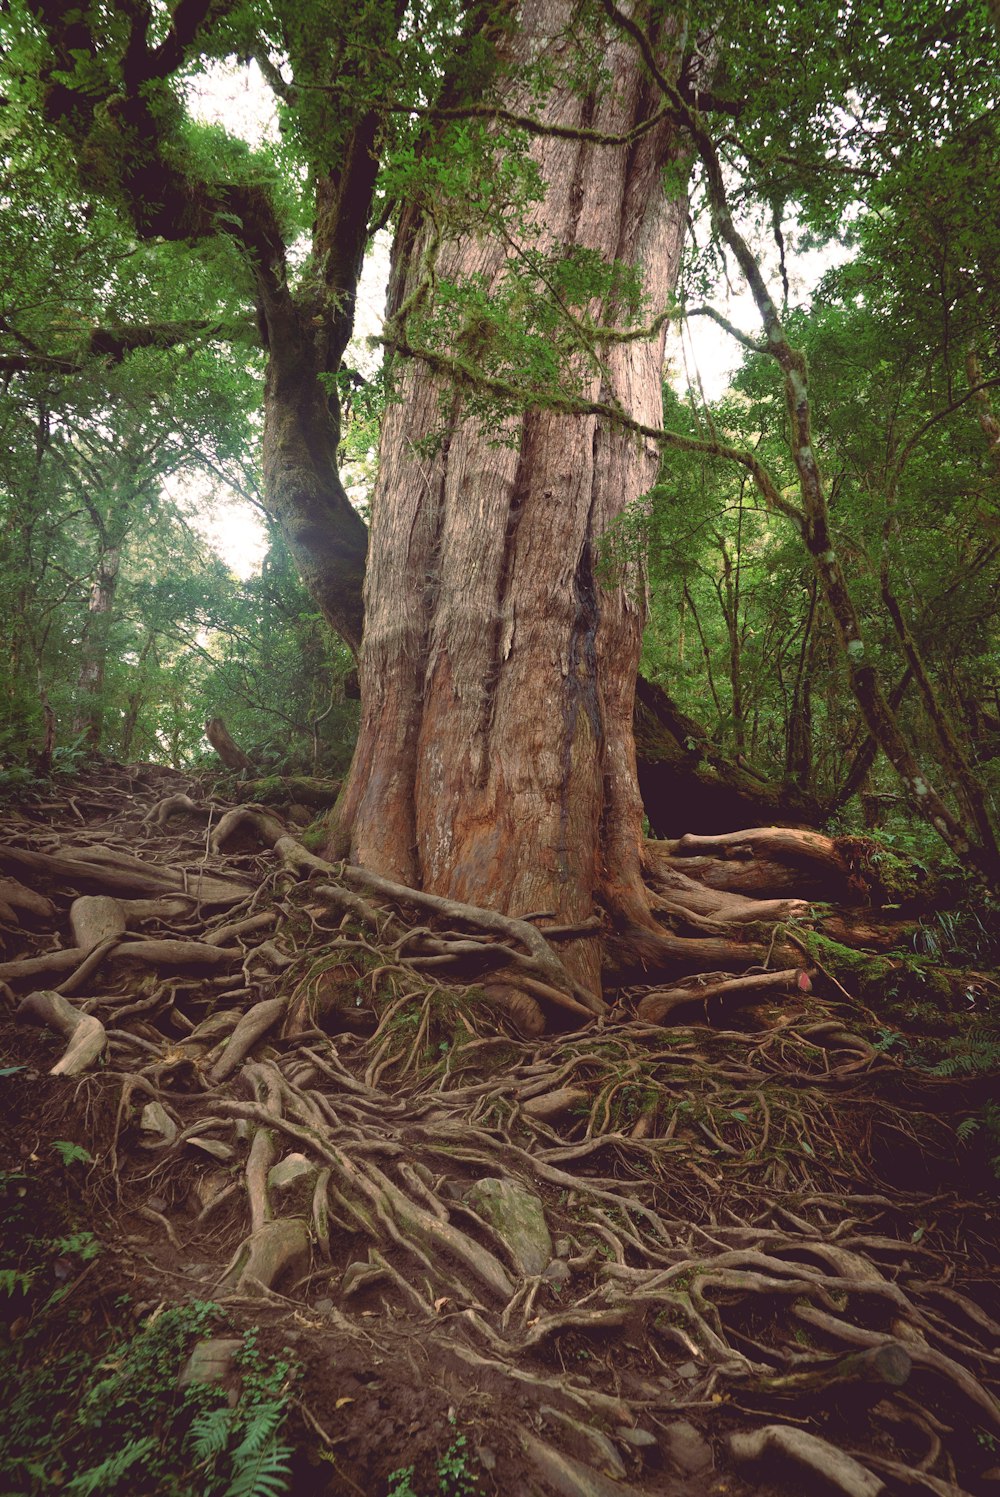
205, 716, 254, 773
673, 827, 851, 877
637, 968, 812, 1024
745, 1343, 911, 1397
17, 988, 108, 1075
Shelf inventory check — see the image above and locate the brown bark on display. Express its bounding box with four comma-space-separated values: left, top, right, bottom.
205, 717, 254, 773
332, 0, 692, 996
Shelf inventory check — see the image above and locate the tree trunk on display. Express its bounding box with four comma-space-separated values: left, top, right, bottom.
73, 542, 120, 749
332, 0, 690, 995
261, 361, 368, 656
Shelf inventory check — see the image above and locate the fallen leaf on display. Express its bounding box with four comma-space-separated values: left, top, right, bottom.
335, 1397, 354, 1409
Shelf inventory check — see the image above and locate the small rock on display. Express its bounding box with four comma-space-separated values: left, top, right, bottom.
477, 1446, 497, 1472
674, 1360, 699, 1380
148, 1194, 167, 1212
140, 1102, 177, 1144
662, 1420, 712, 1475
554, 1237, 572, 1259
618, 1428, 658, 1449
313, 1297, 335, 1316
186, 1136, 234, 1161
178, 1338, 243, 1390
268, 1153, 316, 1192
543, 1259, 571, 1284
466, 1177, 553, 1276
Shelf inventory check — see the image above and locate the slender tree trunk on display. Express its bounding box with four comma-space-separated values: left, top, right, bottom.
261, 359, 368, 655
333, 0, 690, 995
73, 542, 120, 749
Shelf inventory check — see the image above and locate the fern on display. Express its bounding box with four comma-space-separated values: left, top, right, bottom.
191, 1405, 236, 1462
64, 1435, 157, 1495
0, 1268, 33, 1296
234, 1403, 283, 1462
931, 1032, 1000, 1077
224, 1439, 292, 1497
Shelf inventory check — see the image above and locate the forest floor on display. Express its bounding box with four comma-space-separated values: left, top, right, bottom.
0, 761, 998, 1497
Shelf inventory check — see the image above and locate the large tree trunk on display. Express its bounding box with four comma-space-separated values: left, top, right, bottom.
332, 0, 689, 996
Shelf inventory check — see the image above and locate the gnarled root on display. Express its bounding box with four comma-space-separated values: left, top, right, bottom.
17, 988, 107, 1075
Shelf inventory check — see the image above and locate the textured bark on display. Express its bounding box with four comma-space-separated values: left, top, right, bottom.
333, 0, 690, 994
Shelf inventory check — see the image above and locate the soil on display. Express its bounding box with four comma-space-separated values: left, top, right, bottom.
0, 761, 997, 1497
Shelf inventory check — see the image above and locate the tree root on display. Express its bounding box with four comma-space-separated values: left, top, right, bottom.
728, 1425, 885, 1496
17, 988, 108, 1074
3, 768, 996, 1497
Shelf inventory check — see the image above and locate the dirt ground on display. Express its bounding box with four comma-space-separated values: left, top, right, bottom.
1, 762, 998, 1496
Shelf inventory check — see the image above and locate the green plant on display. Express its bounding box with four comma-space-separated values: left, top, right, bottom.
0, 1298, 298, 1496
386, 1468, 419, 1497
51, 1140, 93, 1167
436, 1432, 480, 1496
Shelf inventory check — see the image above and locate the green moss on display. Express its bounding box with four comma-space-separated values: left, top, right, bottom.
298, 819, 328, 852
798, 930, 895, 992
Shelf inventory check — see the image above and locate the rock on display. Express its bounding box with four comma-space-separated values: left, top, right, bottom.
543, 1259, 571, 1285
268, 1153, 317, 1194
520, 1432, 649, 1497
674, 1360, 699, 1380
186, 1136, 234, 1161
466, 1176, 552, 1276
178, 1338, 243, 1390
140, 1102, 177, 1145
313, 1297, 336, 1316
662, 1420, 712, 1474
554, 1237, 572, 1259
618, 1428, 658, 1450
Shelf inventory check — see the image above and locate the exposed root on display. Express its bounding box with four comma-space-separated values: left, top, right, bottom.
2, 763, 997, 1497
17, 988, 108, 1074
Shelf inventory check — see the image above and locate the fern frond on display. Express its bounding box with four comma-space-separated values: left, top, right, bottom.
234, 1403, 282, 1461
65, 1435, 158, 1495
191, 1405, 235, 1461
224, 1439, 292, 1497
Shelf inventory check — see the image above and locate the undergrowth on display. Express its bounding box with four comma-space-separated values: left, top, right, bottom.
0, 1298, 298, 1496
0, 1155, 297, 1496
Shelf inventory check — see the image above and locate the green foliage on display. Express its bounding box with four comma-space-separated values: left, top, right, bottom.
0, 1296, 298, 1496
51, 1141, 93, 1168
383, 1428, 481, 1496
